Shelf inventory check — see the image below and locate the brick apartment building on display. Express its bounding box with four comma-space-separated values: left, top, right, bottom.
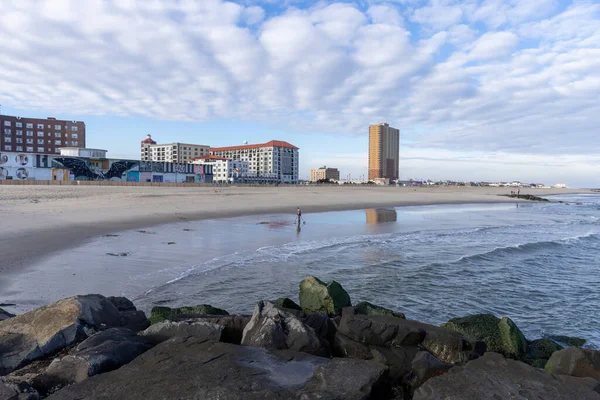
0, 114, 85, 155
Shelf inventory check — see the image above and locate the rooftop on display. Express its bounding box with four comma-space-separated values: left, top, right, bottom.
211, 140, 299, 152
191, 155, 230, 161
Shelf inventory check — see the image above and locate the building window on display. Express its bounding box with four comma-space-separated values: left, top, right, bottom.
16, 138, 23, 144
71, 126, 78, 131
54, 125, 61, 130
27, 146, 33, 152
16, 146, 22, 151
55, 140, 61, 145
26, 131, 33, 136
3, 121, 11, 126
71, 133, 78, 138
37, 124, 44, 129
16, 130, 22, 136
26, 123, 33, 129
26, 138, 33, 144
55, 149, 60, 153
54, 132, 61, 138
38, 131, 44, 137
16, 122, 22, 128
38, 147, 45, 153
4, 137, 11, 143
37, 139, 44, 145
71, 141, 78, 146
5, 145, 11, 151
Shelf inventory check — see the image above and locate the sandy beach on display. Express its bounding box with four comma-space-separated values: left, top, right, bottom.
0, 185, 591, 272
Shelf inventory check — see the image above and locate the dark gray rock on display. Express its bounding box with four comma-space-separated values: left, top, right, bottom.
118, 310, 150, 332
355, 302, 406, 319
107, 297, 136, 312
0, 295, 124, 375
414, 352, 600, 400
304, 312, 336, 348
370, 346, 415, 383
333, 332, 372, 360
31, 328, 154, 397
273, 298, 302, 311
47, 337, 390, 400
242, 301, 329, 357
0, 382, 19, 400
141, 320, 223, 343
149, 304, 228, 324
0, 308, 15, 322
338, 307, 483, 364
545, 347, 600, 380
168, 315, 251, 345
407, 351, 452, 389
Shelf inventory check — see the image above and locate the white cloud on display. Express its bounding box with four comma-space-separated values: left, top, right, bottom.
0, 0, 598, 186
468, 31, 519, 60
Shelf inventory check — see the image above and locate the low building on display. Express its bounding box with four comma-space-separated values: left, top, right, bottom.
140, 134, 210, 164
210, 140, 299, 184
192, 155, 249, 184
310, 166, 340, 182
60, 147, 107, 158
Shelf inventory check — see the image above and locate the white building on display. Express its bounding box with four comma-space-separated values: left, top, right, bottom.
140, 134, 209, 164
210, 140, 299, 183
192, 155, 249, 183
59, 147, 107, 158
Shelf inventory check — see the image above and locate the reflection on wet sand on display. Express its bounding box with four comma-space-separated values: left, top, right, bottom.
365, 209, 397, 224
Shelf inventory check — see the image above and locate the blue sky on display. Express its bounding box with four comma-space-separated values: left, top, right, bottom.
0, 0, 599, 186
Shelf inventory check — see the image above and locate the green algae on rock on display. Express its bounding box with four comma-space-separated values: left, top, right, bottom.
299, 276, 351, 316
355, 301, 405, 319
149, 304, 229, 324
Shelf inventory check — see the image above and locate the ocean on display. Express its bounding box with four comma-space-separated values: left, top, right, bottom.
4, 194, 599, 348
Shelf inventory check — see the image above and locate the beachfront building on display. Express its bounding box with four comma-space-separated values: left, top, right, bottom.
0, 114, 85, 155
368, 123, 400, 181
140, 134, 210, 164
191, 155, 249, 184
210, 140, 299, 184
310, 166, 340, 182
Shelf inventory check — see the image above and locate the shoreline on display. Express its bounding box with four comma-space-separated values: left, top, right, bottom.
0, 186, 592, 278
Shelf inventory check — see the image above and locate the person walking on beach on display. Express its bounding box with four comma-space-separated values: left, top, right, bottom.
297, 207, 302, 222
518, 189, 520, 198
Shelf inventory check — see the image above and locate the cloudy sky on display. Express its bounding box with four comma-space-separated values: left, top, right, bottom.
0, 0, 598, 186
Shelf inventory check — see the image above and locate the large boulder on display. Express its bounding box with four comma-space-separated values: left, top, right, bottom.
0, 295, 127, 375
31, 328, 154, 397
526, 338, 563, 368
333, 332, 372, 360
149, 304, 228, 324
414, 352, 600, 400
241, 301, 328, 357
442, 314, 527, 359
47, 337, 390, 400
141, 320, 223, 343
545, 347, 600, 380
273, 298, 302, 312
299, 276, 351, 316
338, 307, 484, 364
355, 302, 405, 319
406, 351, 452, 392
0, 382, 19, 400
304, 312, 336, 349
106, 297, 150, 332
167, 315, 250, 345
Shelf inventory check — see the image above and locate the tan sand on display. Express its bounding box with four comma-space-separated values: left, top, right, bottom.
0, 185, 590, 272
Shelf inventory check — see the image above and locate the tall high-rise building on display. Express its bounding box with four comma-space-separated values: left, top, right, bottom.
368, 123, 399, 181
0, 114, 85, 155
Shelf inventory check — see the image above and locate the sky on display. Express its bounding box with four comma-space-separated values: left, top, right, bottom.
0, 0, 598, 186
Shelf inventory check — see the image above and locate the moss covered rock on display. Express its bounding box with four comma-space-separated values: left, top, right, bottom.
524, 338, 563, 368
442, 314, 527, 359
549, 335, 587, 347
299, 276, 351, 316
272, 298, 302, 311
149, 304, 229, 324
355, 301, 405, 319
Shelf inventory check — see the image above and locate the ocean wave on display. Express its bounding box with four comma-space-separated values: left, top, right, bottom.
453, 233, 600, 264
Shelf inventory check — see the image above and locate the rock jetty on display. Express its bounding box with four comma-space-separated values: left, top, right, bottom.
0, 278, 598, 399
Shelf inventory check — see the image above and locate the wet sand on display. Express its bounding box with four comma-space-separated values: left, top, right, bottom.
0, 185, 590, 276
